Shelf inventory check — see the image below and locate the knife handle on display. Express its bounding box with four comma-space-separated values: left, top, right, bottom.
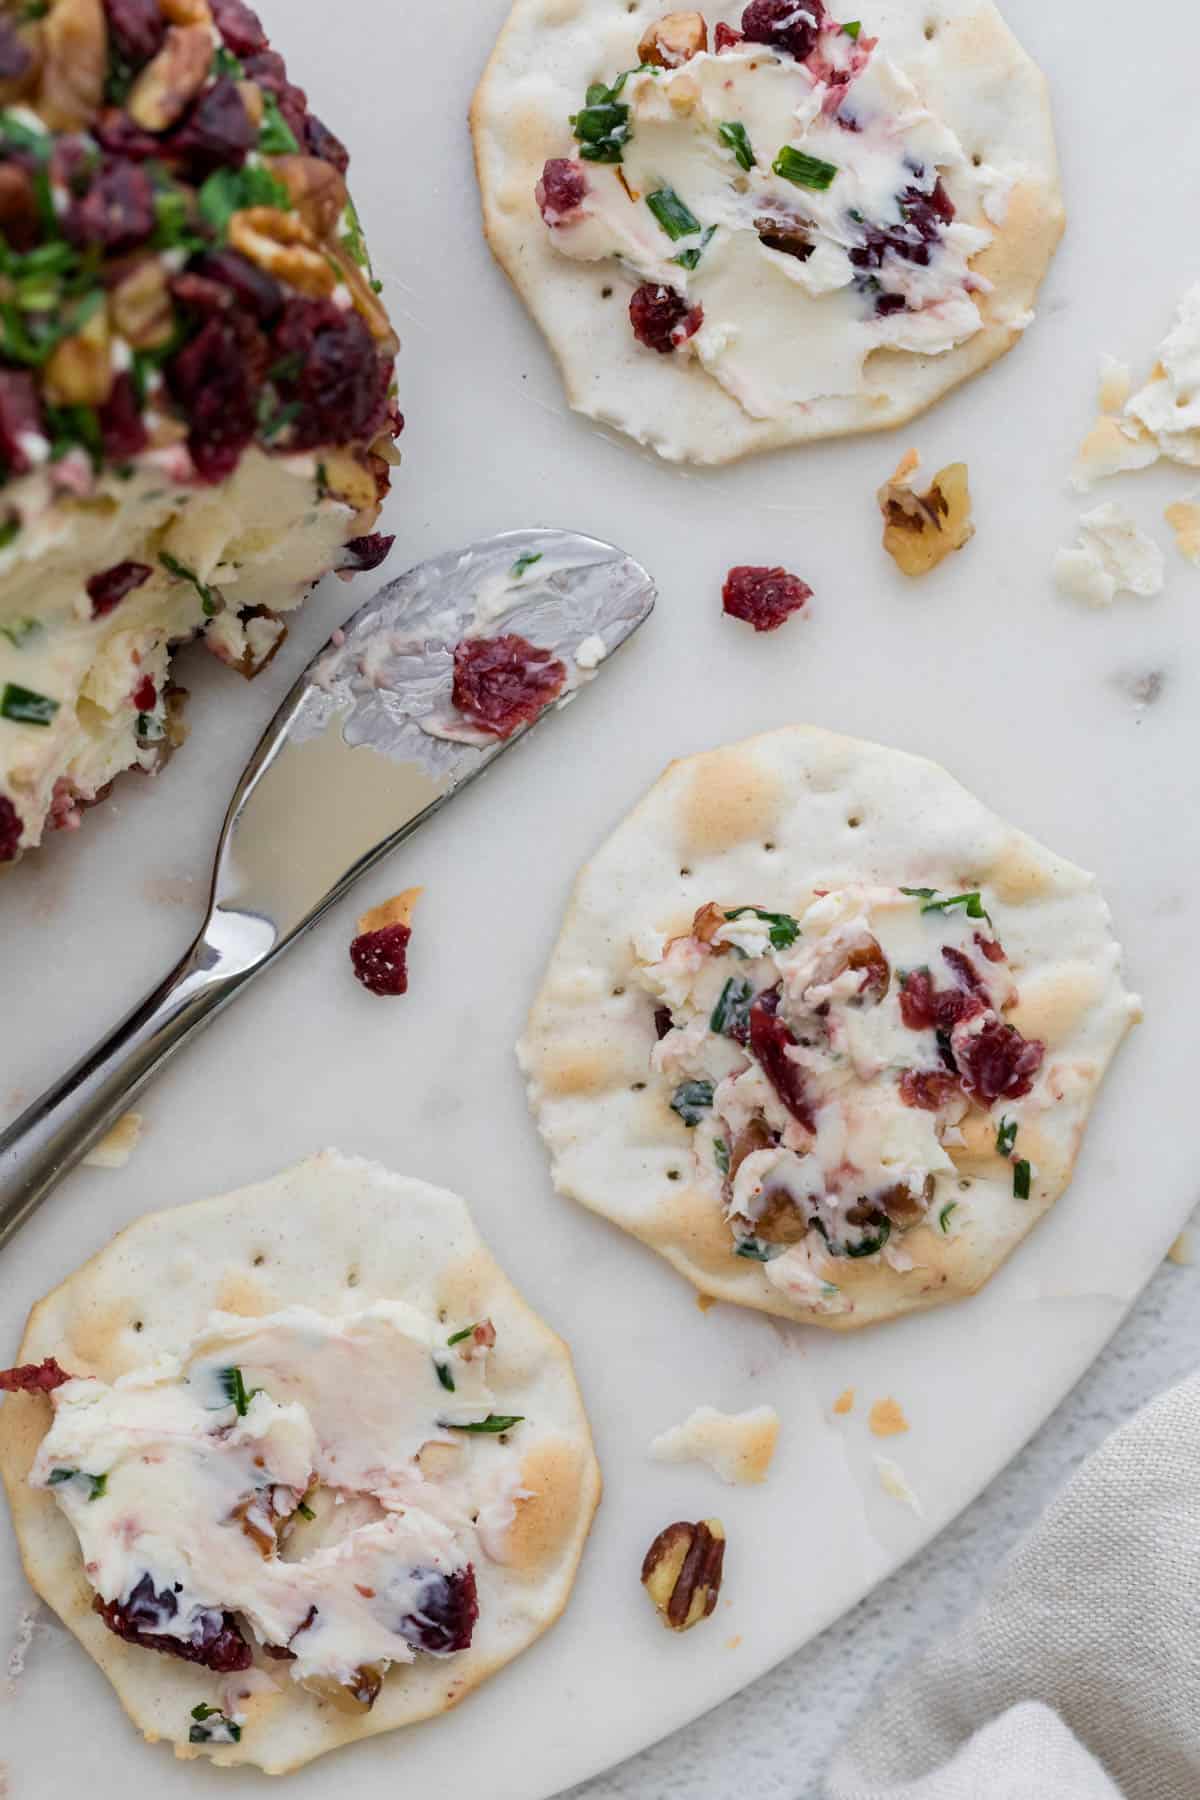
0, 908, 270, 1252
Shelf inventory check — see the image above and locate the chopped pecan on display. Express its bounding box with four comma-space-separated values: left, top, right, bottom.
43, 304, 113, 407
878, 1173, 934, 1228
328, 242, 399, 354
228, 205, 337, 298
38, 0, 107, 132
723, 1117, 774, 1202
127, 23, 212, 132
878, 450, 974, 578
843, 935, 890, 1004
272, 152, 348, 239
641, 1519, 725, 1631
638, 10, 708, 66
108, 256, 177, 349
691, 900, 730, 945
742, 1188, 809, 1246
756, 215, 814, 260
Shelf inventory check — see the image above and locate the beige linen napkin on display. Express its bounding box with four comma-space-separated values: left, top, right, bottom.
827, 1372, 1200, 1800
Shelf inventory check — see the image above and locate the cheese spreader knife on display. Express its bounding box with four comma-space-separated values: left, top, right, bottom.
0, 527, 655, 1249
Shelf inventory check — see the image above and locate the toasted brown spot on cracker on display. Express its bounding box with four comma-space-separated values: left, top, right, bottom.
505, 1437, 585, 1577
678, 751, 781, 856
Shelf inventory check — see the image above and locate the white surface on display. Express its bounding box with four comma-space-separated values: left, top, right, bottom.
1, 1, 1198, 1796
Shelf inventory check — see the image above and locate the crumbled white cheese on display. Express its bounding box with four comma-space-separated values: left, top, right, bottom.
574, 634, 607, 671
1074, 288, 1200, 488
874, 1453, 923, 1515
1054, 505, 1165, 607
649, 1404, 780, 1485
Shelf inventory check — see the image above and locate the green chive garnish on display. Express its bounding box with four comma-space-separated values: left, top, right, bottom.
714, 1138, 730, 1176
900, 887, 992, 924
510, 551, 543, 579
258, 91, 300, 155
670, 1080, 714, 1126
296, 1499, 316, 1521
773, 146, 839, 191
718, 121, 756, 171
710, 975, 753, 1037
1, 683, 58, 726
159, 552, 218, 617
442, 1414, 524, 1434
842, 20, 862, 38
735, 1238, 778, 1263
447, 1324, 478, 1346
434, 1358, 455, 1393
996, 1117, 1018, 1157
845, 1216, 891, 1258
938, 1202, 957, 1233
219, 1367, 251, 1417
673, 225, 716, 271
724, 906, 800, 950
646, 188, 702, 242
1013, 1160, 1032, 1200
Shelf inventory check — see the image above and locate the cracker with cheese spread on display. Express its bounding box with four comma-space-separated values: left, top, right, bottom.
471, 0, 1063, 463
0, 1151, 600, 1772
519, 727, 1138, 1328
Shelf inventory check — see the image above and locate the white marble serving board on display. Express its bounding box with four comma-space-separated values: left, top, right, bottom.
2, 1, 1197, 1795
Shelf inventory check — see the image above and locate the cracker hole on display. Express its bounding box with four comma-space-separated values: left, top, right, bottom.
132, 1320, 143, 1333
924, 20, 937, 37
679, 866, 692, 878
971, 152, 982, 167
347, 1269, 360, 1288
847, 814, 862, 829
601, 284, 613, 298
438, 1308, 448, 1324
631, 1080, 647, 1092
252, 1253, 265, 1267
763, 841, 776, 852
612, 985, 626, 997
667, 1168, 681, 1181
958, 1179, 972, 1192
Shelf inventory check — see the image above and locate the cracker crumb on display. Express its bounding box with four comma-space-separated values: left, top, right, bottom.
649, 1404, 780, 1485
1167, 1230, 1194, 1267
1054, 505, 1165, 607
1165, 500, 1200, 566
726, 1633, 743, 1649
874, 1454, 923, 1516
83, 1111, 144, 1169
868, 1397, 910, 1437
1073, 288, 1200, 488
832, 1387, 855, 1416
356, 887, 423, 937
696, 1293, 717, 1313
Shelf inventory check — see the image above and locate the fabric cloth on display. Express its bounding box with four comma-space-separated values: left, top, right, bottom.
827, 1371, 1200, 1800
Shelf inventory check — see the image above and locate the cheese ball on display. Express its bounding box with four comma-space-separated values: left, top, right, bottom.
0, 0, 402, 865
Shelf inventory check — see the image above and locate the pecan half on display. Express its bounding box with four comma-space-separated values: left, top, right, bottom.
878, 450, 974, 578
43, 304, 113, 407
641, 1519, 725, 1631
38, 0, 106, 132
127, 23, 212, 132
878, 1173, 934, 1228
229, 206, 337, 299
638, 10, 708, 66
109, 257, 177, 350
272, 153, 348, 240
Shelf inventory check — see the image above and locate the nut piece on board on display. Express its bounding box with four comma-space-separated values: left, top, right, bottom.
641, 1518, 725, 1631
638, 11, 709, 66
878, 449, 974, 577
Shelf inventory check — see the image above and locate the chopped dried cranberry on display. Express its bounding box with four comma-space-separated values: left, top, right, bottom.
0, 20, 30, 80
0, 795, 22, 863
629, 283, 703, 354
845, 936, 890, 1004
132, 675, 156, 712
722, 565, 811, 633
102, 0, 165, 65
188, 250, 283, 322
303, 112, 349, 174
396, 1566, 478, 1656
654, 1006, 673, 1040
957, 1019, 1044, 1105
169, 76, 255, 174
975, 932, 1006, 964
91, 108, 161, 160
170, 271, 233, 316
242, 49, 308, 143
748, 986, 817, 1131
941, 945, 985, 996
899, 967, 936, 1032
0, 1358, 72, 1392
0, 163, 39, 252
898, 1068, 960, 1111
0, 371, 43, 478
451, 634, 567, 739
210, 0, 268, 54
741, 0, 826, 58
67, 159, 155, 254
340, 533, 395, 573
97, 372, 147, 464
899, 964, 983, 1035
350, 922, 411, 997
168, 310, 266, 483
536, 158, 588, 223
270, 298, 388, 451
95, 1575, 252, 1673
875, 292, 907, 317
88, 561, 151, 616
714, 21, 744, 48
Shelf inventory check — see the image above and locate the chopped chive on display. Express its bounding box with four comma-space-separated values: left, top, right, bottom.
570, 73, 638, 163
434, 1358, 455, 1393
772, 145, 838, 190
938, 1201, 957, 1233
0, 517, 20, 553
710, 975, 753, 1038
189, 1704, 242, 1745
446, 1324, 478, 1346
1, 682, 58, 726
258, 91, 300, 155
86, 1473, 108, 1502
735, 1237, 779, 1263
724, 905, 800, 950
47, 1467, 76, 1485
442, 1414, 524, 1434
714, 1138, 730, 1176
901, 886, 992, 924
159, 552, 218, 617
673, 225, 716, 271
1013, 1159, 1031, 1200
219, 1366, 251, 1416
295, 1499, 315, 1521
211, 45, 244, 78
842, 19, 862, 37
996, 1116, 1018, 1157
717, 120, 756, 171
645, 187, 702, 242
510, 551, 543, 579
0, 616, 38, 647
845, 1216, 891, 1258
339, 194, 370, 270
670, 1080, 714, 1126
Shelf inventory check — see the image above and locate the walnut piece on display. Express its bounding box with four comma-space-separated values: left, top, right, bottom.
638, 10, 708, 66
109, 257, 176, 350
43, 304, 113, 407
878, 451, 974, 577
38, 0, 106, 131
641, 1518, 725, 1631
160, 0, 212, 22
127, 23, 212, 132
229, 205, 337, 299
273, 153, 349, 240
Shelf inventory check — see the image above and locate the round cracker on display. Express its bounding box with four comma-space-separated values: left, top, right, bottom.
471, 0, 1064, 462
0, 1151, 601, 1773
518, 727, 1139, 1328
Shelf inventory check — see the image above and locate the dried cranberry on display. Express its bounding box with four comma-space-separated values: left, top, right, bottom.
975, 932, 1006, 964
170, 271, 233, 315
898, 1068, 960, 1111
340, 533, 395, 573
748, 986, 817, 1131
397, 1566, 478, 1656
210, 0, 268, 54
304, 111, 349, 174
102, 0, 165, 65
350, 922, 411, 997
132, 675, 156, 712
654, 1006, 673, 1040
67, 159, 155, 253
168, 310, 265, 483
95, 1575, 252, 1673
0, 1358, 72, 1392
91, 108, 161, 160
898, 964, 983, 1035
941, 945, 985, 996
270, 298, 388, 451
741, 0, 826, 58
629, 283, 703, 354
0, 20, 30, 81
451, 634, 567, 739
242, 50, 308, 142
98, 373, 148, 463
169, 76, 255, 174
714, 21, 744, 48
722, 565, 811, 633
957, 1020, 1044, 1105
87, 561, 151, 616
0, 163, 39, 251
536, 158, 588, 223
898, 967, 936, 1031
875, 293, 906, 317
0, 371, 43, 478
0, 795, 22, 863
188, 250, 283, 322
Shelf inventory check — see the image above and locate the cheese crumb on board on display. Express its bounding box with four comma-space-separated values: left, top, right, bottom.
874, 1454, 924, 1516
649, 1405, 780, 1486
832, 1388, 856, 1417
82, 1112, 143, 1170
1054, 505, 1165, 607
868, 1397, 910, 1438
